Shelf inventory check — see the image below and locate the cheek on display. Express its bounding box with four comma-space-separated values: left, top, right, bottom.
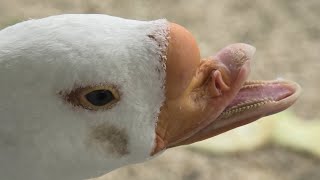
87, 122, 129, 157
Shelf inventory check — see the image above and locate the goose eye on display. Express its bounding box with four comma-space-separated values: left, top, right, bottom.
85, 90, 115, 106
62, 85, 120, 111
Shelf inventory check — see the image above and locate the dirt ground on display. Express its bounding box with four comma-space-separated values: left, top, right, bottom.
101, 146, 320, 180
0, 0, 319, 179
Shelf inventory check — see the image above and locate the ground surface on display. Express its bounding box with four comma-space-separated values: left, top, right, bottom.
101, 146, 320, 180
0, 0, 319, 179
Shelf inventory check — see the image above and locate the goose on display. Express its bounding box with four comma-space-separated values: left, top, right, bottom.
0, 14, 301, 180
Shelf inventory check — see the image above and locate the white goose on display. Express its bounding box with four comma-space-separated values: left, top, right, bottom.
0, 14, 301, 179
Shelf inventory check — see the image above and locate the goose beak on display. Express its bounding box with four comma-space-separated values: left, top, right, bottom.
151, 23, 301, 155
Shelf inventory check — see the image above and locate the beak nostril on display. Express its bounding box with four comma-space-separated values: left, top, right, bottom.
207, 70, 230, 97
215, 79, 221, 92
213, 70, 230, 91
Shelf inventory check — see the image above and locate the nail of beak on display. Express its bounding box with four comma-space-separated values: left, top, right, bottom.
212, 43, 256, 81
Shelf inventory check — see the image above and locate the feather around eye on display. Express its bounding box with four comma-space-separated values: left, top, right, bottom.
61, 85, 120, 111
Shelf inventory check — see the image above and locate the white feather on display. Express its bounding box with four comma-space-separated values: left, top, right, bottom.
0, 14, 169, 179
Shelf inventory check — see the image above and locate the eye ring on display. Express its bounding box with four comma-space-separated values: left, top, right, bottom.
62, 85, 120, 111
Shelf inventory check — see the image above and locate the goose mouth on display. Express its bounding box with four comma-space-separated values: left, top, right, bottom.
221, 80, 301, 119
173, 79, 301, 146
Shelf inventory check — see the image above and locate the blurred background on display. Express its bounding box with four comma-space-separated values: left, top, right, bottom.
1, 0, 319, 179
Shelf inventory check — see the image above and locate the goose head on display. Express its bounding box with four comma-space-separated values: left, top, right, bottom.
0, 14, 301, 179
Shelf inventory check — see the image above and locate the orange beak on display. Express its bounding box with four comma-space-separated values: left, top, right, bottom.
151, 23, 301, 155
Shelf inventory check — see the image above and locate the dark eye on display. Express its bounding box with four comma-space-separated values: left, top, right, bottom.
85, 90, 115, 106
61, 85, 120, 111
